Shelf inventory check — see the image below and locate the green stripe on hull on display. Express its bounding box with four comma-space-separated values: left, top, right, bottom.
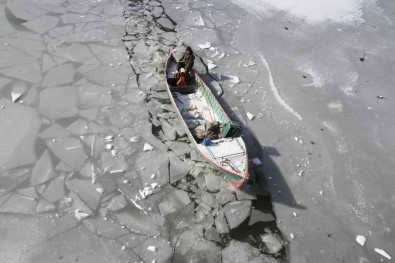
223, 171, 244, 183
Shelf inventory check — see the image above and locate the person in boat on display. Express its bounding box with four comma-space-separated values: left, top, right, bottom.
176, 68, 187, 87
177, 46, 195, 77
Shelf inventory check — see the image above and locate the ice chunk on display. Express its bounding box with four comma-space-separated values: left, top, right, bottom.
243, 61, 256, 67
260, 233, 283, 254
223, 200, 252, 229
23, 15, 60, 34
205, 170, 228, 193
129, 136, 141, 143
39, 86, 78, 119
165, 141, 193, 157
207, 62, 217, 70
200, 190, 218, 208
172, 229, 221, 262
42, 63, 76, 87
143, 143, 154, 151
234, 188, 257, 201
204, 226, 221, 243
0, 100, 41, 171
169, 152, 190, 184
356, 235, 366, 246
40, 123, 72, 139
158, 187, 191, 218
229, 76, 240, 84
198, 42, 212, 49
215, 189, 235, 205
249, 209, 275, 225
374, 248, 391, 260
0, 194, 37, 214
105, 144, 113, 150
222, 240, 264, 263
215, 210, 229, 234
74, 209, 90, 221
247, 112, 255, 120
147, 246, 156, 252
30, 150, 55, 186
47, 138, 88, 170
66, 179, 101, 211
11, 91, 23, 103
42, 176, 65, 203
160, 118, 176, 141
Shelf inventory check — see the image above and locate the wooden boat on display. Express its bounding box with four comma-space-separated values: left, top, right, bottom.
164, 53, 249, 188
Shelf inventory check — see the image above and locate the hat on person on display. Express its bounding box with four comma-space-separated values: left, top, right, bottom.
186, 46, 192, 52
180, 68, 185, 73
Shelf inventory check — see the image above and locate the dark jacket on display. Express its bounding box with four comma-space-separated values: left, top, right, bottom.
180, 52, 195, 71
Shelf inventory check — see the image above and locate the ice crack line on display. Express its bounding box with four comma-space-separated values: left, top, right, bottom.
259, 53, 302, 121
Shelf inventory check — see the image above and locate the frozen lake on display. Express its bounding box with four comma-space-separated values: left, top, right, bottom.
1, 0, 394, 262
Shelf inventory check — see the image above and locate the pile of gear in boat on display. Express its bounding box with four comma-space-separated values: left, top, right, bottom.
192, 121, 241, 142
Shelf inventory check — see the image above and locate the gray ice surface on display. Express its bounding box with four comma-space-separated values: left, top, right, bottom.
3, 0, 394, 262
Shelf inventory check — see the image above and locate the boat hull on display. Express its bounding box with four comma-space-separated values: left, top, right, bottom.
164, 53, 249, 188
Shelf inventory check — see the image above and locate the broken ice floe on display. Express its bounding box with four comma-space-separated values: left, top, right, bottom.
223, 200, 252, 229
